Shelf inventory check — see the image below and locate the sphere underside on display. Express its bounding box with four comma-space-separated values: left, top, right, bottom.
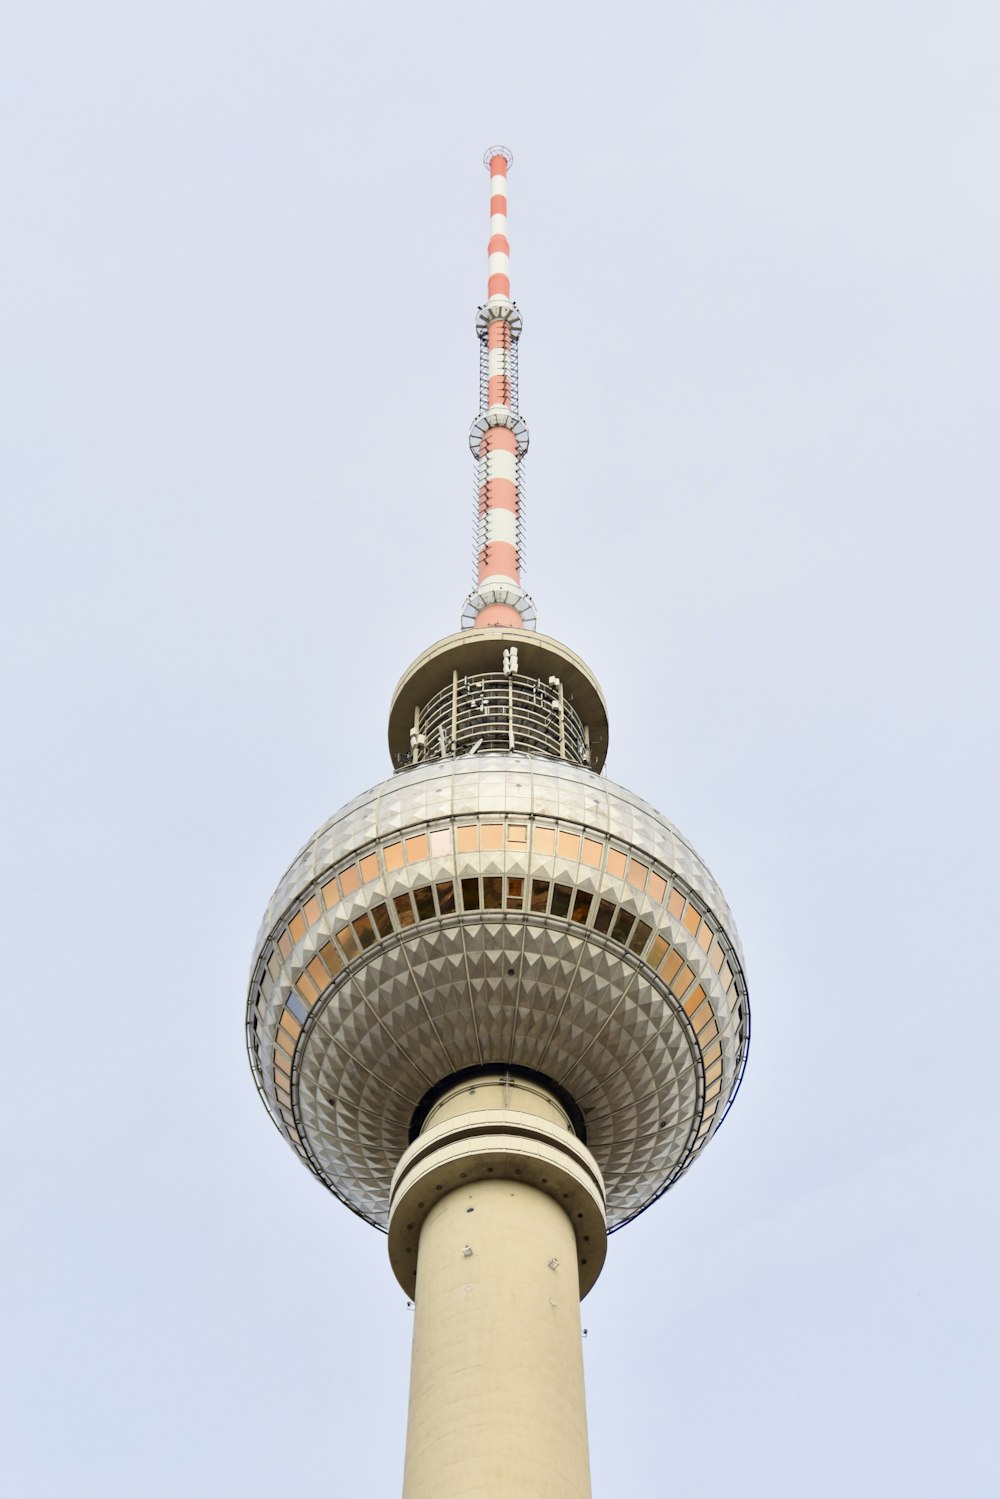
247, 757, 749, 1230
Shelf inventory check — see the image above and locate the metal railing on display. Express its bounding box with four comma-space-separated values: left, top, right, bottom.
404, 672, 590, 766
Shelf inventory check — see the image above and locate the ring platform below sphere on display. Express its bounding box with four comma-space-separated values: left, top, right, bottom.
246, 756, 749, 1231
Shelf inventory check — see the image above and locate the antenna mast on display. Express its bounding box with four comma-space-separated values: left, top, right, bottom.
462, 147, 535, 630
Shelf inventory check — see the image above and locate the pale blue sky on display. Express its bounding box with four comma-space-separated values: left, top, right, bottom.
2, 3, 997, 1496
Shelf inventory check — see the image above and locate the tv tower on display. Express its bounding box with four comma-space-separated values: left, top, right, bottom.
246, 148, 749, 1499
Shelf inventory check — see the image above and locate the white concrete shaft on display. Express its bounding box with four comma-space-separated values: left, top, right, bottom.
400, 1079, 600, 1499
403, 1179, 591, 1499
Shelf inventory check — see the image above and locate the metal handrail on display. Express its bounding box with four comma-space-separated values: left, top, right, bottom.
410, 672, 590, 765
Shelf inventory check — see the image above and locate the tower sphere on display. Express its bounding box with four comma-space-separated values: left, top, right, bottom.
246, 630, 749, 1238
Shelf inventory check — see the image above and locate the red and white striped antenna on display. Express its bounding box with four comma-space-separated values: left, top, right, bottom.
462, 147, 536, 630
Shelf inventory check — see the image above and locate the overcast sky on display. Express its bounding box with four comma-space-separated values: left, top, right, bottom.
3, 3, 997, 1496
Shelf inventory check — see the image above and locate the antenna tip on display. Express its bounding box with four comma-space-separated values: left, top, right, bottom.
483, 145, 513, 171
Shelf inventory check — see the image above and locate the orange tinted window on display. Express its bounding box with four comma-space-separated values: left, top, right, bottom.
557, 831, 581, 860
289, 913, 305, 943
659, 948, 682, 983
359, 854, 379, 883
339, 865, 359, 896
405, 834, 429, 862
691, 1000, 714, 1032
534, 827, 555, 854
667, 890, 685, 920
683, 984, 706, 1018
683, 904, 701, 935
672, 965, 694, 997
307, 956, 329, 990
456, 826, 478, 853
384, 841, 404, 870
627, 860, 648, 892
481, 824, 504, 850
319, 942, 342, 977
321, 877, 339, 908
582, 838, 603, 868
303, 896, 321, 928
607, 849, 627, 879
